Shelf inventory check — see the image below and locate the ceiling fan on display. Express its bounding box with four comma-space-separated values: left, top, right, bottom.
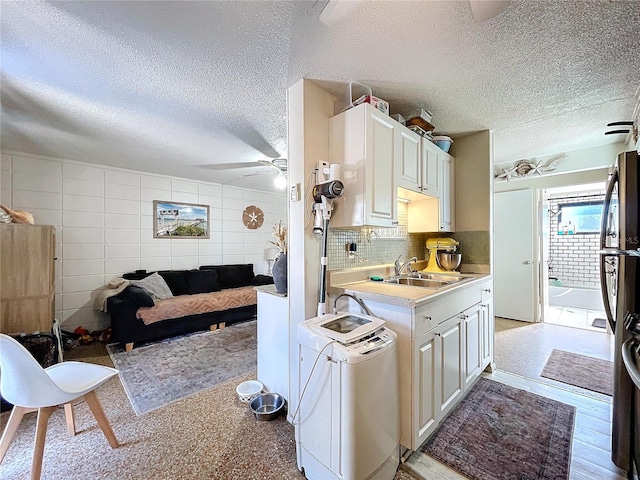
318, 0, 511, 26
202, 158, 288, 189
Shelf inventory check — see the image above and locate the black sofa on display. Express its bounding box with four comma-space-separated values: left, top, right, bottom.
107, 264, 272, 351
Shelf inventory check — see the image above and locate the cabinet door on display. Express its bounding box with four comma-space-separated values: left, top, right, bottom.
421, 139, 440, 196
366, 108, 396, 226
1, 225, 55, 334
481, 301, 494, 370
480, 279, 494, 370
439, 153, 455, 232
413, 330, 440, 448
462, 304, 483, 389
397, 127, 421, 192
438, 315, 464, 418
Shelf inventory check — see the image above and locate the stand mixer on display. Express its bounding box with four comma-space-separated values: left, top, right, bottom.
424, 237, 461, 273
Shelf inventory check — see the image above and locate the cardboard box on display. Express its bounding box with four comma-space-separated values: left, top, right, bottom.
352, 95, 389, 115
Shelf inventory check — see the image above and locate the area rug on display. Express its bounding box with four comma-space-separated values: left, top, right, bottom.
541, 349, 613, 396
591, 317, 606, 329
107, 320, 257, 415
420, 377, 575, 480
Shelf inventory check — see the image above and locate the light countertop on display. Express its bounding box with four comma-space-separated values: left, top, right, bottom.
328, 265, 491, 308
254, 284, 287, 298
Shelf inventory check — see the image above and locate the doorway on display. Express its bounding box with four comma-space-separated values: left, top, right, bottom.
540, 182, 609, 332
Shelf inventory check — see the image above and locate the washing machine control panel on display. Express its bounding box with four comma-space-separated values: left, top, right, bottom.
353, 329, 395, 355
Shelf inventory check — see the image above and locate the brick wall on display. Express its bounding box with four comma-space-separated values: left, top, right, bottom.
548, 191, 603, 287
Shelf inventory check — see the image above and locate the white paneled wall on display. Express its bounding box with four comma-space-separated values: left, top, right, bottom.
0, 152, 287, 333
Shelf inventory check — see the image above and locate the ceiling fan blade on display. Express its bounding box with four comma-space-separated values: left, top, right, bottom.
470, 0, 511, 22
257, 159, 280, 170
243, 170, 276, 177
319, 0, 364, 27
199, 161, 262, 170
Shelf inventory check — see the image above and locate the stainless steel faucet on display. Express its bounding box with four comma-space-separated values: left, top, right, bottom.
395, 256, 417, 276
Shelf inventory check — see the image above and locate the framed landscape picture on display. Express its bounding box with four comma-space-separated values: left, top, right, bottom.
153, 200, 210, 239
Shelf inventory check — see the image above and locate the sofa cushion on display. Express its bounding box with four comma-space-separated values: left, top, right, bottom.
129, 272, 174, 300
186, 269, 221, 294
252, 274, 274, 286
124, 285, 155, 307
201, 264, 254, 289
158, 271, 189, 296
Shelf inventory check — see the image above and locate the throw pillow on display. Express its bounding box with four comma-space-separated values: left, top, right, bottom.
158, 271, 189, 296
129, 272, 174, 301
211, 264, 254, 289
186, 269, 221, 294
124, 285, 155, 307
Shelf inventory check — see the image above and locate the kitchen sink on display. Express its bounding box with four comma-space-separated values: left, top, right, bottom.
386, 277, 449, 288
380, 272, 471, 289
418, 274, 466, 283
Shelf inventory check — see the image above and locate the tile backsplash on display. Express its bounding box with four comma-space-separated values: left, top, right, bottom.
326, 201, 490, 271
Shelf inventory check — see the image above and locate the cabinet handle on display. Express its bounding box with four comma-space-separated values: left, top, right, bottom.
424, 316, 432, 321
459, 314, 468, 320
483, 288, 491, 293
392, 221, 399, 225
434, 332, 441, 337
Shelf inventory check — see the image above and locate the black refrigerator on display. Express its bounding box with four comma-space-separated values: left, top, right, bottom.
600, 149, 640, 477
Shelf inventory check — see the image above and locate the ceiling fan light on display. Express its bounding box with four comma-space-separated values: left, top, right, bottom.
274, 172, 287, 190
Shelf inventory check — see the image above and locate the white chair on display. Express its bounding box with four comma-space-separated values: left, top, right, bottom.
0, 333, 120, 480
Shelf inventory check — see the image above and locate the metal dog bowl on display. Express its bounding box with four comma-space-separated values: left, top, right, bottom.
249, 392, 285, 421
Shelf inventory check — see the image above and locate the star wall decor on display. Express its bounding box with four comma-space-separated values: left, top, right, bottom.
494, 154, 568, 181
242, 205, 264, 229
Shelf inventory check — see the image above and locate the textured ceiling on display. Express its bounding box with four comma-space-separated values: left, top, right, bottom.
2, 1, 639, 193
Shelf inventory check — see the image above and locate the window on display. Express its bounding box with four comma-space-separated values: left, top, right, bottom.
557, 201, 606, 234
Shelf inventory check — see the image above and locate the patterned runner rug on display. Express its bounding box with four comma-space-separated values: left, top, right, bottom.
107, 320, 256, 415
418, 377, 575, 480
541, 349, 613, 396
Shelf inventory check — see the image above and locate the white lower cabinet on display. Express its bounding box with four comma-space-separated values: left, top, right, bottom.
413, 330, 439, 446
437, 314, 465, 418
462, 303, 483, 390
364, 276, 493, 451
480, 278, 494, 370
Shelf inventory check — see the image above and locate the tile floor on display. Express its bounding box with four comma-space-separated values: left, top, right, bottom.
546, 305, 610, 332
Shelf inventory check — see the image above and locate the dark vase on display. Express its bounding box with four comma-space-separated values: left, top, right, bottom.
272, 252, 287, 294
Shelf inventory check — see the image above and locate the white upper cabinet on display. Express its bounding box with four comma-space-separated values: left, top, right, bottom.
421, 139, 440, 196
396, 128, 421, 192
397, 135, 440, 198
439, 152, 455, 232
330, 103, 398, 227
407, 150, 455, 233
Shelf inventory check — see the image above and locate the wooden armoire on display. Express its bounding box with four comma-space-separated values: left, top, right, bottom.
0, 224, 56, 334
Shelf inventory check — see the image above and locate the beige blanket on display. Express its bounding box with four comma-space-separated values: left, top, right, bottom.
136, 286, 257, 325
94, 278, 130, 312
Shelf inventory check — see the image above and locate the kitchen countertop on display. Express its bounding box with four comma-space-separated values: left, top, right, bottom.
328, 268, 491, 308
254, 284, 287, 298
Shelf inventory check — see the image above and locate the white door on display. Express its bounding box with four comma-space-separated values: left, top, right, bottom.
494, 189, 538, 322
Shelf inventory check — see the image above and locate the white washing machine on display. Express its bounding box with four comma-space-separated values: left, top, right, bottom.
295, 312, 399, 480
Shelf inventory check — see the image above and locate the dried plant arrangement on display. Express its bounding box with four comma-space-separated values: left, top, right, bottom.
269, 220, 287, 253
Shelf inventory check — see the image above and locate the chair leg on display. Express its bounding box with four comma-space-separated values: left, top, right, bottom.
125, 342, 133, 353
31, 406, 55, 480
64, 403, 76, 435
83, 391, 119, 448
0, 405, 31, 464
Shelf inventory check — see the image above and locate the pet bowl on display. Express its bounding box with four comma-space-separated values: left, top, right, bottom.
250, 392, 286, 421
236, 380, 263, 403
